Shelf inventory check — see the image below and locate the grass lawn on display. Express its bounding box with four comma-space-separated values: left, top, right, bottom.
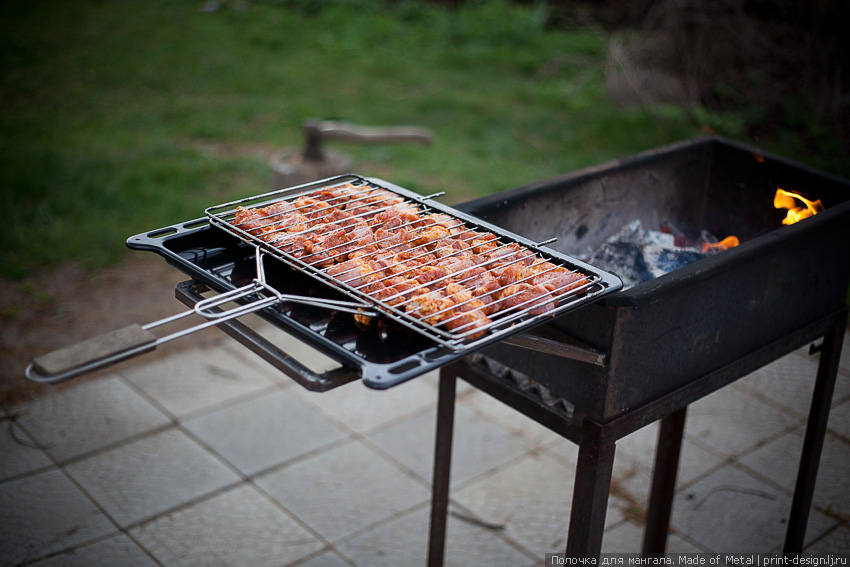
0, 0, 844, 280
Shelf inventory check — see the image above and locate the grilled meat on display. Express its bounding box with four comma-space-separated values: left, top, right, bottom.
230, 182, 589, 339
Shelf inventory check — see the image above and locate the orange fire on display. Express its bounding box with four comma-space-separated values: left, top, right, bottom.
774, 188, 824, 225
701, 235, 740, 252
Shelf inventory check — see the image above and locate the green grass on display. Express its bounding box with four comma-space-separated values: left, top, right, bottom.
0, 0, 843, 279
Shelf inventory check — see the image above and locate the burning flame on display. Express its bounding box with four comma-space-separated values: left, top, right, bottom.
774, 188, 824, 225
701, 235, 740, 253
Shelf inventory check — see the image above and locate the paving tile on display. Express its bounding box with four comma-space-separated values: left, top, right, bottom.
614, 420, 725, 488
734, 349, 850, 417
338, 505, 535, 567
120, 345, 275, 417
255, 441, 430, 543
601, 521, 645, 553
0, 468, 116, 567
65, 428, 240, 527
16, 376, 170, 462
540, 436, 580, 469
683, 385, 802, 458
0, 420, 52, 481
675, 438, 727, 488
457, 387, 564, 450
601, 521, 705, 553
367, 403, 531, 486
609, 456, 653, 521
293, 550, 352, 567
452, 452, 625, 553
603, 423, 661, 515
804, 524, 850, 554
291, 372, 437, 434
839, 331, 850, 377
826, 399, 850, 441
183, 389, 347, 476
738, 428, 850, 519
28, 533, 158, 567
131, 484, 323, 567
543, 424, 723, 528
223, 319, 341, 383
615, 422, 660, 469
670, 464, 837, 553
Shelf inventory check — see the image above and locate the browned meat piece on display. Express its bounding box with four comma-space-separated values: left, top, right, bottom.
415, 225, 451, 246
363, 188, 405, 206
371, 276, 423, 307
414, 213, 465, 234
353, 309, 374, 328
324, 258, 382, 288
405, 291, 454, 326
497, 263, 534, 286
344, 201, 382, 219
413, 265, 450, 290
347, 223, 376, 249
443, 308, 490, 337
396, 249, 436, 264
427, 240, 456, 258
263, 229, 302, 253
320, 207, 359, 229
231, 185, 588, 339
313, 183, 359, 204
233, 203, 297, 236
440, 283, 492, 338
436, 254, 478, 279
294, 196, 334, 224
486, 243, 535, 268
498, 283, 555, 315
291, 226, 347, 267
375, 228, 414, 251
359, 280, 386, 297
531, 264, 588, 293
471, 276, 501, 315
462, 232, 498, 253
370, 203, 421, 230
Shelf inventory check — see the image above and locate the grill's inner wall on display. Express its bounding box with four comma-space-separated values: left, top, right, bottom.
462, 139, 848, 259
459, 137, 850, 422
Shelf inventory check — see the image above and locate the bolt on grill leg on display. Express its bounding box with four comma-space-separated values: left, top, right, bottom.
642, 406, 687, 554
428, 368, 457, 567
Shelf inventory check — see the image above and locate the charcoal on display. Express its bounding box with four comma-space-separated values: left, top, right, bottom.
589, 220, 711, 289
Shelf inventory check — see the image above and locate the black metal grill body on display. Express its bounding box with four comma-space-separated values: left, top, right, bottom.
459, 136, 850, 423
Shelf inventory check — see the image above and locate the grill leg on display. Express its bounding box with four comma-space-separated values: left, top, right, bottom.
566, 423, 615, 556
428, 369, 457, 567
784, 310, 847, 553
642, 406, 687, 554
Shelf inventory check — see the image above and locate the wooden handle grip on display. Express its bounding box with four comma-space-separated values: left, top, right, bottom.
32, 324, 157, 378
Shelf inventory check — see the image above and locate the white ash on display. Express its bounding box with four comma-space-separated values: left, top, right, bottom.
589, 220, 712, 289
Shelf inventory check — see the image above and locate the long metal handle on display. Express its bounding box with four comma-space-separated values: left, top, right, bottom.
193, 279, 376, 320
175, 280, 360, 392
25, 290, 268, 384
25, 248, 377, 384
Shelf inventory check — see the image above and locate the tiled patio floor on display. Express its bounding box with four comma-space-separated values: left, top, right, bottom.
2, 324, 849, 566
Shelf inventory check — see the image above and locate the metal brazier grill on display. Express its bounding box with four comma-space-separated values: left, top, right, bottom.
425, 136, 850, 563
462, 136, 850, 421
26, 136, 850, 560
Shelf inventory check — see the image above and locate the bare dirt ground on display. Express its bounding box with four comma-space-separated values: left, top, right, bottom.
0, 252, 224, 410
